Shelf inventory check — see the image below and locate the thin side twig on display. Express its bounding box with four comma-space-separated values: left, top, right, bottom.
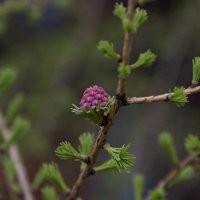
0, 112, 35, 200
144, 154, 196, 200
0, 151, 19, 200
126, 85, 200, 105
66, 1, 137, 199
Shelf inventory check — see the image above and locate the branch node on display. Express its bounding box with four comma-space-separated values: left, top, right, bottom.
89, 169, 96, 176
116, 93, 128, 106
99, 116, 109, 127
99, 139, 106, 149
191, 83, 199, 88
117, 55, 123, 63
85, 156, 91, 164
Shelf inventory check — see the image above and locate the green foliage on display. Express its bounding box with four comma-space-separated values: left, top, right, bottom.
131, 8, 148, 33
3, 157, 20, 193
170, 166, 194, 186
55, 141, 85, 161
169, 87, 188, 107
118, 62, 131, 78
192, 57, 200, 84
3, 116, 30, 149
6, 94, 24, 123
149, 188, 167, 200
42, 186, 60, 200
159, 132, 179, 165
133, 174, 146, 200
78, 132, 94, 155
97, 40, 119, 60
104, 144, 135, 172
123, 8, 148, 33
185, 134, 200, 154
113, 4, 148, 33
113, 3, 126, 21
0, 68, 16, 95
95, 159, 118, 173
132, 49, 157, 69
71, 96, 115, 125
33, 163, 68, 192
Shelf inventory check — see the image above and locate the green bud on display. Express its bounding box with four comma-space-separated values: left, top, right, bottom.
3, 117, 30, 149
113, 3, 126, 21
97, 40, 118, 60
159, 132, 179, 165
132, 8, 148, 33
42, 186, 60, 200
78, 132, 94, 156
149, 188, 167, 200
6, 94, 24, 123
104, 144, 135, 172
118, 62, 131, 78
3, 157, 20, 193
185, 134, 200, 154
170, 166, 194, 186
95, 159, 118, 173
169, 87, 188, 107
132, 49, 157, 69
0, 68, 16, 95
133, 174, 146, 200
33, 163, 68, 192
192, 57, 200, 85
55, 141, 85, 161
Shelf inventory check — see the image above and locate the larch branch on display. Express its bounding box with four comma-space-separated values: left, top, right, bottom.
126, 85, 200, 105
0, 112, 35, 200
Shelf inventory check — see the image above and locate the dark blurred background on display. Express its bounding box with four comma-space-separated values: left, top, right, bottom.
0, 0, 200, 199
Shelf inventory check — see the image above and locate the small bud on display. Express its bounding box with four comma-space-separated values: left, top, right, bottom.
33, 163, 68, 192
0, 68, 16, 95
42, 186, 60, 200
192, 57, 200, 85
149, 188, 167, 200
113, 3, 126, 21
118, 62, 131, 78
170, 166, 194, 186
132, 49, 157, 69
97, 40, 119, 60
3, 117, 30, 149
133, 174, 146, 200
132, 8, 148, 33
169, 87, 188, 107
78, 132, 94, 155
104, 143, 135, 172
159, 132, 179, 165
6, 94, 24, 123
185, 134, 200, 154
55, 141, 85, 161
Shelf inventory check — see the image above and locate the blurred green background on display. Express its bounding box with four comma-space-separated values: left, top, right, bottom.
0, 0, 200, 199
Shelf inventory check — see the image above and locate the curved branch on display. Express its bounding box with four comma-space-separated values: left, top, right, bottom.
126, 85, 200, 105
144, 154, 196, 200
0, 112, 35, 200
